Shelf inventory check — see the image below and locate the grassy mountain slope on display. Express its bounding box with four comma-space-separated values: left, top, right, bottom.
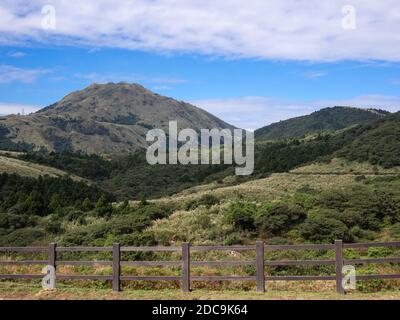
155, 158, 400, 203
0, 154, 84, 180
0, 83, 234, 155
336, 112, 400, 168
255, 106, 388, 141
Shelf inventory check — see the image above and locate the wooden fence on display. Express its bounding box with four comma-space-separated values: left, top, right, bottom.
1, 240, 400, 294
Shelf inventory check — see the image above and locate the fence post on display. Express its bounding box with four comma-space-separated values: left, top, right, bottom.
335, 240, 344, 295
112, 243, 121, 292
256, 241, 265, 292
182, 242, 191, 292
47, 243, 57, 289
48, 243, 57, 269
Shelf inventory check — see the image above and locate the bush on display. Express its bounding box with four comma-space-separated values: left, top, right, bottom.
95, 195, 113, 218
317, 186, 400, 231
0, 213, 33, 232
255, 203, 306, 236
299, 215, 349, 243
197, 194, 220, 208
185, 194, 220, 210
45, 219, 64, 234
224, 201, 256, 231
0, 228, 45, 246
389, 223, 400, 240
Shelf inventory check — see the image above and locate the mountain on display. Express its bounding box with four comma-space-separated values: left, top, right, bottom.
255, 106, 389, 141
0, 83, 234, 155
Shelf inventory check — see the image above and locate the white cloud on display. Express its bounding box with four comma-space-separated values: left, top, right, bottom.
7, 51, 27, 57
0, 102, 41, 115
304, 71, 327, 79
0, 65, 51, 83
192, 95, 400, 130
0, 1, 399, 61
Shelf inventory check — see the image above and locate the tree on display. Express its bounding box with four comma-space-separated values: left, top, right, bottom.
24, 190, 46, 216
49, 194, 62, 213
95, 194, 113, 218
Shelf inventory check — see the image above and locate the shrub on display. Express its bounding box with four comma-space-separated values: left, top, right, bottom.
81, 198, 94, 212
45, 219, 64, 234
255, 203, 306, 236
224, 201, 256, 231
197, 194, 220, 208
95, 194, 113, 218
299, 215, 349, 243
0, 228, 45, 246
222, 233, 246, 245
185, 194, 220, 210
389, 223, 400, 240
0, 213, 33, 232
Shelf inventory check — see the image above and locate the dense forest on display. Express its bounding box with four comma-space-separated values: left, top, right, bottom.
0, 173, 113, 245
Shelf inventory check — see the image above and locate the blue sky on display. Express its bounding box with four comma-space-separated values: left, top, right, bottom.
1, 1, 400, 129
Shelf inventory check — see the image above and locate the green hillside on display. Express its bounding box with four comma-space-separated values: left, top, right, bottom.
1, 109, 400, 249
8, 111, 399, 200
0, 154, 85, 180
337, 112, 400, 168
255, 106, 388, 141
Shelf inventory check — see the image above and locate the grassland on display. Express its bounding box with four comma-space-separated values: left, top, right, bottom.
1, 282, 400, 300
291, 158, 400, 174
0, 154, 84, 180
139, 158, 398, 206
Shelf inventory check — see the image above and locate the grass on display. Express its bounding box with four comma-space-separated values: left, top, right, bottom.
1, 282, 400, 300
291, 158, 400, 175
137, 158, 399, 206
0, 154, 85, 181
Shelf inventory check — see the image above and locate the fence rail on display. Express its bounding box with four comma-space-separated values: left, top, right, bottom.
1, 240, 400, 294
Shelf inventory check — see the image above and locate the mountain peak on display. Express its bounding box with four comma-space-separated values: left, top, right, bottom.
85, 82, 148, 91
37, 82, 163, 117
1, 83, 233, 154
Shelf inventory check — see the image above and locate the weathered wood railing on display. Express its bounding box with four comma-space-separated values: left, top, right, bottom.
1, 240, 400, 294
